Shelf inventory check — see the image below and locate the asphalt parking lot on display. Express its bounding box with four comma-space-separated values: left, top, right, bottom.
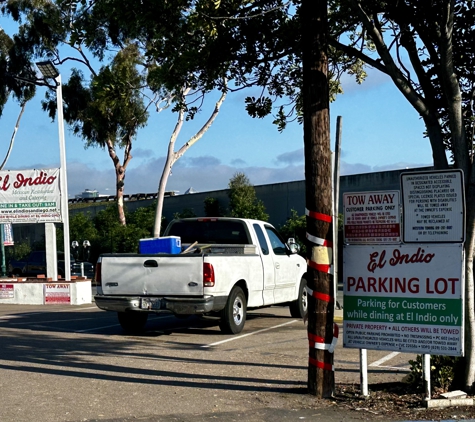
0, 302, 414, 422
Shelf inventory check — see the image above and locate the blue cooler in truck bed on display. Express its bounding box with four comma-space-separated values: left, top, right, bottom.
139, 236, 181, 254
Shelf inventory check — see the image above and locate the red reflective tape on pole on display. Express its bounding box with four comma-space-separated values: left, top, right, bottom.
309, 356, 334, 371
308, 259, 333, 274
305, 208, 332, 223
306, 286, 333, 303
308, 333, 325, 344
308, 324, 339, 353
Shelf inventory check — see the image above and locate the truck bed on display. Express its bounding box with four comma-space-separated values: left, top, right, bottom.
99, 253, 205, 296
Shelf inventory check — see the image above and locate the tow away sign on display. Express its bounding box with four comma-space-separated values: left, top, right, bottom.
343, 191, 400, 244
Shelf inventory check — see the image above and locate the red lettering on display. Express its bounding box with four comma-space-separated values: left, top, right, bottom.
426, 277, 459, 295
0, 174, 9, 191
13, 171, 57, 188
367, 250, 386, 272
389, 248, 435, 266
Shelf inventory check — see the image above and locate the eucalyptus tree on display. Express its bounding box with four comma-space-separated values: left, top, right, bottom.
1, 1, 232, 227
42, 44, 149, 226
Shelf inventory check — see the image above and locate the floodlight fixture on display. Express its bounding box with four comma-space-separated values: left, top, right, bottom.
36, 61, 60, 79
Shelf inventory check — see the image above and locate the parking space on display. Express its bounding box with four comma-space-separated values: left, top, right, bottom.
0, 303, 414, 422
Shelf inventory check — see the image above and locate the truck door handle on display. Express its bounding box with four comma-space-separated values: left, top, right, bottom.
275, 263, 280, 269
143, 260, 158, 267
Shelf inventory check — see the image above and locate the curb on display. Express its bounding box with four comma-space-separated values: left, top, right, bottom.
426, 398, 475, 408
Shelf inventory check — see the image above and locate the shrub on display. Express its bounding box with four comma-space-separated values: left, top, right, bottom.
407, 354, 461, 392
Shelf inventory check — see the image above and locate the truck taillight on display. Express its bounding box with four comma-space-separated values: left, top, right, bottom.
95, 260, 102, 286
203, 263, 215, 287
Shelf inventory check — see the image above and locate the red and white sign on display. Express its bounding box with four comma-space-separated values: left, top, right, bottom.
0, 284, 14, 299
343, 191, 400, 244
0, 168, 62, 224
44, 283, 71, 304
343, 244, 464, 356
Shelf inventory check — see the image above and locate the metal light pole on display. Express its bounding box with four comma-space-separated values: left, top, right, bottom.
36, 61, 71, 281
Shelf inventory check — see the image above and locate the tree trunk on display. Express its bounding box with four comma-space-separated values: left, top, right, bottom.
463, 165, 475, 390
153, 86, 226, 237
153, 145, 176, 237
107, 138, 132, 226
302, 0, 334, 397
115, 165, 126, 226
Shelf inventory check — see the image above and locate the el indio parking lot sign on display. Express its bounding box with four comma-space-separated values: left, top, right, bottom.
401, 169, 465, 243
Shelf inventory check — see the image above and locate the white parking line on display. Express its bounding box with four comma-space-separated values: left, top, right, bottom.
370, 351, 400, 367
202, 320, 298, 348
75, 323, 121, 333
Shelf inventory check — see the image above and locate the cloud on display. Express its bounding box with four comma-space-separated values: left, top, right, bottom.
67, 161, 116, 197
34, 152, 432, 199
132, 147, 155, 158
231, 158, 247, 166
182, 156, 221, 167
275, 148, 304, 165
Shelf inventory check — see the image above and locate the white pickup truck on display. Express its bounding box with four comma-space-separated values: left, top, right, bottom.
94, 217, 308, 334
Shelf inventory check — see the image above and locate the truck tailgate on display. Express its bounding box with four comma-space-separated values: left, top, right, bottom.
100, 254, 204, 296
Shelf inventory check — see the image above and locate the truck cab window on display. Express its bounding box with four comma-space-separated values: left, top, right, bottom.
253, 224, 269, 255
265, 226, 288, 256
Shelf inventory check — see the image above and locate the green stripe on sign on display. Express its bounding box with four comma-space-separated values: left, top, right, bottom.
344, 296, 462, 326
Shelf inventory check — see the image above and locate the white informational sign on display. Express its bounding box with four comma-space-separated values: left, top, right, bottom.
0, 169, 62, 224
343, 191, 400, 244
343, 244, 464, 356
3, 223, 13, 246
0, 284, 14, 299
401, 169, 465, 243
44, 283, 71, 304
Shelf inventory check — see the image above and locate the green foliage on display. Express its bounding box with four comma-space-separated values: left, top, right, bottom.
53, 203, 158, 264
43, 44, 149, 149
204, 197, 223, 217
278, 209, 306, 256
408, 355, 461, 392
69, 212, 99, 244
227, 172, 269, 221
173, 208, 197, 219
6, 241, 30, 262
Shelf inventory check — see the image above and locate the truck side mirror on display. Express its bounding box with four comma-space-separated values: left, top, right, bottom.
287, 238, 300, 254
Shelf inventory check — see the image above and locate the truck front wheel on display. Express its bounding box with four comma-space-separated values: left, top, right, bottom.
219, 286, 247, 334
289, 277, 308, 319
117, 311, 148, 334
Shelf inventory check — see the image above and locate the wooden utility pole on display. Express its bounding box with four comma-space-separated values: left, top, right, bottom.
301, 0, 335, 397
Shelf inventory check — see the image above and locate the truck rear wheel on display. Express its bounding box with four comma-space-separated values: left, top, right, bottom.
219, 286, 246, 334
117, 311, 148, 334
289, 277, 308, 319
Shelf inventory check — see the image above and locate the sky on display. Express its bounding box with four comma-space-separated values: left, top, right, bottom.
0, 61, 434, 200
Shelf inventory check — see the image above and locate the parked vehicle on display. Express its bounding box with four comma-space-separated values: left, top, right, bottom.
9, 250, 94, 279
94, 217, 308, 334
